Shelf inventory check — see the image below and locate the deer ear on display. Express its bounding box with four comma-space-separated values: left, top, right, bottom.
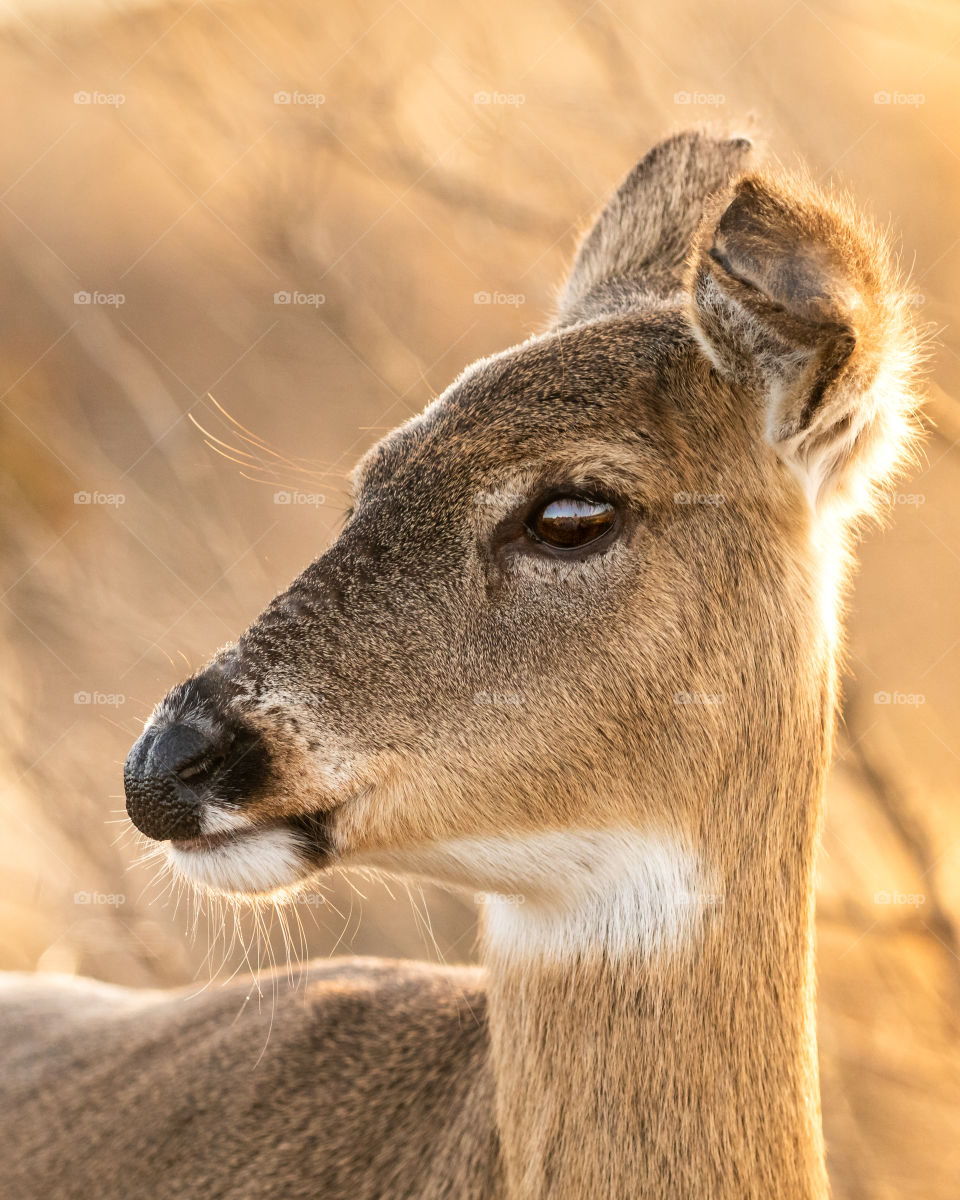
556, 129, 755, 326
688, 173, 921, 516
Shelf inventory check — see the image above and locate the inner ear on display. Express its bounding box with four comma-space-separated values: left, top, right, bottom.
555, 129, 755, 328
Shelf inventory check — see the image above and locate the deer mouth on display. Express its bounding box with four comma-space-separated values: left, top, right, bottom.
170, 829, 238, 853
166, 810, 336, 895
171, 809, 334, 852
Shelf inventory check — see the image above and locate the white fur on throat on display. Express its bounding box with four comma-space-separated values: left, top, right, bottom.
358, 829, 720, 961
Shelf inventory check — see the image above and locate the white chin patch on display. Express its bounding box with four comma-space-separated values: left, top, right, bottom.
200, 805, 253, 836
167, 826, 306, 895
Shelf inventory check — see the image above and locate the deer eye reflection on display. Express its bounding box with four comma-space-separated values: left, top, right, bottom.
526, 496, 616, 550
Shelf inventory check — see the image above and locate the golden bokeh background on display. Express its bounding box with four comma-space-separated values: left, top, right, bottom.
0, 1, 958, 1194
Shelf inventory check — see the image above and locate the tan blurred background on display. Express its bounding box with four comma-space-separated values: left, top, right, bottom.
0, 0, 958, 1194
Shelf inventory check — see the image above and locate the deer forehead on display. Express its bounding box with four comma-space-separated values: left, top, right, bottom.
349, 316, 707, 502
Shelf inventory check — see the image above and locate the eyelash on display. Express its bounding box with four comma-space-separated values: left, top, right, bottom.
523, 481, 618, 517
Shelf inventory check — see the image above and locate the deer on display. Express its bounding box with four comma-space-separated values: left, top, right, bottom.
0, 127, 922, 1200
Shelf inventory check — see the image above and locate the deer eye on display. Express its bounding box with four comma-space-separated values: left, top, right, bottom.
527, 496, 616, 549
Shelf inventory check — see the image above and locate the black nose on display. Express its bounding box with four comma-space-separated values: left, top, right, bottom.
124, 723, 226, 841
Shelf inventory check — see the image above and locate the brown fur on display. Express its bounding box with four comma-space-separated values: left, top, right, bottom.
0, 128, 924, 1198
0, 963, 499, 1198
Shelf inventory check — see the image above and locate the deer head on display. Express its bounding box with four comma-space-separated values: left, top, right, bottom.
124, 129, 921, 921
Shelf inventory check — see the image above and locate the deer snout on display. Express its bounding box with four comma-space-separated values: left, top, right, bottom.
124, 722, 229, 841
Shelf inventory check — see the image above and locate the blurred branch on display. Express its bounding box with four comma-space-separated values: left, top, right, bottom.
842, 683, 960, 996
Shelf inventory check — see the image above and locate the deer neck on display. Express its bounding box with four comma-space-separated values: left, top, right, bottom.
479, 772, 829, 1199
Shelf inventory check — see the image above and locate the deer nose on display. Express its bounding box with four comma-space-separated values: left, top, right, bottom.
124, 723, 225, 841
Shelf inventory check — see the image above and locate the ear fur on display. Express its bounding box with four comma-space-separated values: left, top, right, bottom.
556, 128, 755, 327
688, 170, 924, 518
